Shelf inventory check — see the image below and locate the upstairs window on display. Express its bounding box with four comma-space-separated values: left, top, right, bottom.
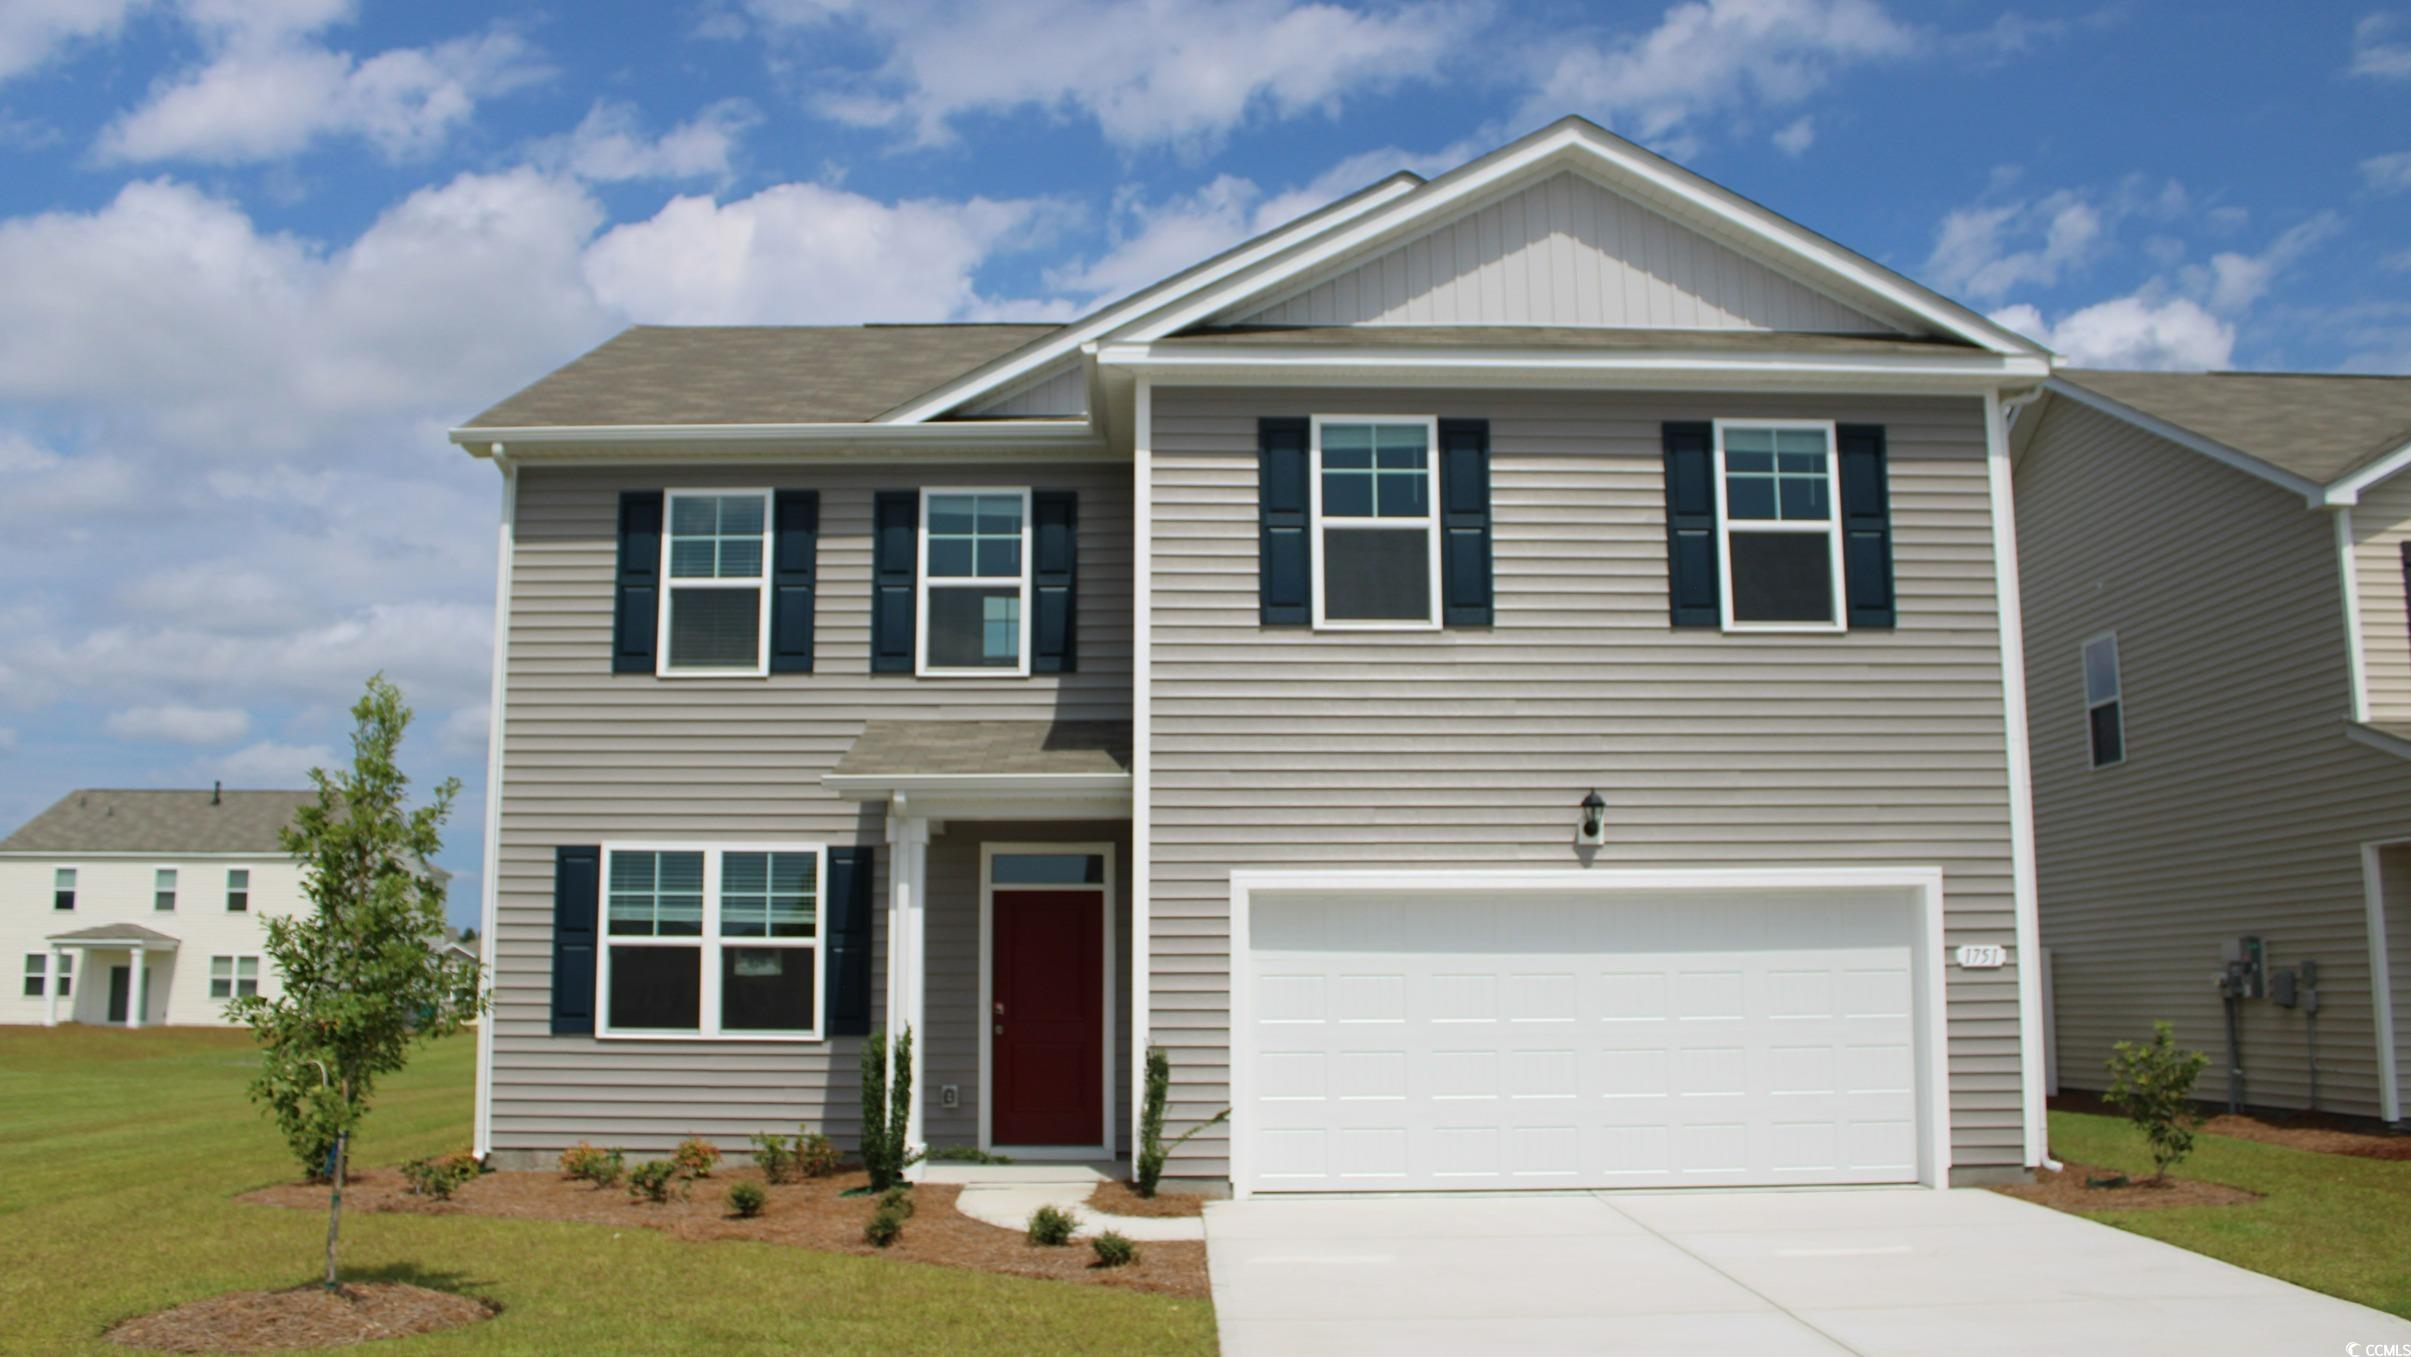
660, 490, 770, 676
2084, 633, 2125, 768
1312, 417, 1439, 628
154, 868, 177, 912
226, 868, 250, 912
919, 489, 1030, 675
599, 845, 824, 1040
54, 867, 74, 911
209, 955, 260, 1000
1715, 422, 1844, 632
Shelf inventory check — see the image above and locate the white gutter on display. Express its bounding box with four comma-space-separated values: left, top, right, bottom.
2322, 437, 2411, 507
449, 419, 1099, 451
2337, 507, 2373, 724
473, 451, 515, 1162
822, 772, 1132, 799
1099, 342, 2049, 389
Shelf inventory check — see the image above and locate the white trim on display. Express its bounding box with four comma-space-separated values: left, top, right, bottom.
978, 843, 1117, 1159
2080, 631, 2126, 770
475, 455, 513, 1159
2042, 379, 2327, 505
915, 486, 1034, 678
2347, 720, 2411, 760
2325, 438, 2411, 507
2360, 840, 2406, 1124
2337, 508, 2372, 723
1224, 866, 1954, 1199
1711, 419, 1846, 634
1131, 376, 1154, 1158
452, 419, 1102, 449
44, 933, 182, 951
206, 952, 264, 1002
593, 842, 828, 1043
1986, 390, 2051, 1171
1308, 415, 1442, 631
656, 487, 774, 679
1097, 342, 2050, 393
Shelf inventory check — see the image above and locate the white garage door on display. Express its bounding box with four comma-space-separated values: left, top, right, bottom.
1237, 883, 1931, 1194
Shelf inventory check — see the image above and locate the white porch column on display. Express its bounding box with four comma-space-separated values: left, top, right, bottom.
884, 803, 930, 1168
128, 953, 144, 1030
44, 947, 62, 1026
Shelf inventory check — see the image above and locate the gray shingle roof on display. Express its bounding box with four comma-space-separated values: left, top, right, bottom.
0, 789, 313, 854
1167, 325, 1976, 355
832, 720, 1132, 779
459, 324, 1064, 429
47, 922, 181, 946
2061, 369, 2411, 485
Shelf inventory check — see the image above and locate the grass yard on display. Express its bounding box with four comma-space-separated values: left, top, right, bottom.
2045, 1107, 2411, 1318
0, 1026, 1217, 1356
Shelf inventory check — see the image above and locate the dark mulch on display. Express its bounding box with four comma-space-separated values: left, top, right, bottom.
104, 1283, 494, 1353
244, 1167, 1209, 1299
1086, 1180, 1208, 1219
1994, 1161, 2260, 1212
2052, 1090, 2411, 1161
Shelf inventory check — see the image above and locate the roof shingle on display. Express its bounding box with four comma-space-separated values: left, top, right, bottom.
832, 720, 1132, 779
1, 789, 313, 855
2061, 369, 2411, 485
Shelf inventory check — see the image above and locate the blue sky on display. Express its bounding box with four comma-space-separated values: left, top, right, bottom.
0, 0, 2405, 924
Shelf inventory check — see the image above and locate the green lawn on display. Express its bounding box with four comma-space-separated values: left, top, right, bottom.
2046, 1107, 2411, 1317
0, 1027, 1215, 1356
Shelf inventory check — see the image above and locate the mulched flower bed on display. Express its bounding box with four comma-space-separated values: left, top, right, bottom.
1993, 1161, 2260, 1212
1086, 1180, 1208, 1218
243, 1167, 1208, 1299
2052, 1090, 2411, 1161
104, 1283, 494, 1353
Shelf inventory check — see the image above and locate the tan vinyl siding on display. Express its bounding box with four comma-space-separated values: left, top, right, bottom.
490, 461, 1130, 1156
1145, 386, 2025, 1183
2353, 471, 2411, 722
2017, 397, 2411, 1119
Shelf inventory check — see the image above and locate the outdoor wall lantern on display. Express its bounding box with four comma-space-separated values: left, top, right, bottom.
1576, 789, 1608, 847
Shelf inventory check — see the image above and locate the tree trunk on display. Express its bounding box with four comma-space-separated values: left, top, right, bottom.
323, 1128, 348, 1290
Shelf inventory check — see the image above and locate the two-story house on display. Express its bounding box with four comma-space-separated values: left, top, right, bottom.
457, 117, 2058, 1194
3, 787, 314, 1027
2012, 371, 2411, 1127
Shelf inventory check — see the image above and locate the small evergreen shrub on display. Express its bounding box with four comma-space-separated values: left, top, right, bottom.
859, 1028, 916, 1191
864, 1207, 904, 1247
400, 1149, 479, 1201
726, 1181, 766, 1218
878, 1184, 915, 1218
1090, 1231, 1137, 1268
627, 1159, 681, 1203
749, 1131, 796, 1184
673, 1137, 721, 1179
2104, 1020, 2213, 1183
1026, 1205, 1076, 1247
797, 1127, 843, 1179
560, 1143, 624, 1188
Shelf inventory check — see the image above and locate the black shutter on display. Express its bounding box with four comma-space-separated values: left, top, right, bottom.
2398, 542, 2411, 640
1032, 490, 1078, 672
550, 845, 600, 1036
1836, 424, 1896, 629
825, 846, 876, 1037
770, 490, 818, 673
1662, 423, 1720, 627
870, 492, 918, 673
612, 492, 663, 672
1438, 418, 1494, 626
1259, 417, 1311, 625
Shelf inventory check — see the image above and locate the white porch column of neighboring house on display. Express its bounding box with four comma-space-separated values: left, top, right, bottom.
44, 946, 63, 1026
884, 802, 931, 1169
128, 951, 144, 1030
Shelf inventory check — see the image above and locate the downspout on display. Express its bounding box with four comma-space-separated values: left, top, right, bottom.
473, 446, 515, 1162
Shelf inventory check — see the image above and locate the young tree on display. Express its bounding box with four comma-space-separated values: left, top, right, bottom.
230, 675, 484, 1289
2103, 1021, 2212, 1184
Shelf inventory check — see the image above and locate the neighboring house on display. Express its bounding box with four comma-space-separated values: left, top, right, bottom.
3, 787, 314, 1028
2012, 371, 2411, 1127
456, 117, 2060, 1193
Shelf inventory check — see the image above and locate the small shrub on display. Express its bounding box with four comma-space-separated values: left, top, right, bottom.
860, 1027, 915, 1191
400, 1149, 478, 1201
749, 1131, 796, 1184
1135, 1046, 1230, 1198
2104, 1020, 2213, 1183
560, 1143, 624, 1188
673, 1137, 721, 1179
1026, 1205, 1076, 1247
797, 1127, 843, 1179
626, 1159, 682, 1203
878, 1184, 915, 1218
1090, 1231, 1137, 1268
864, 1207, 904, 1247
726, 1181, 766, 1218
921, 1145, 1013, 1165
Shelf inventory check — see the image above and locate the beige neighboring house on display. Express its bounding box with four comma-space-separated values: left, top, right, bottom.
2012, 370, 2411, 1126
3, 788, 314, 1028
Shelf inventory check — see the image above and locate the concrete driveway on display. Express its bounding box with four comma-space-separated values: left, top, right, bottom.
1204, 1187, 2411, 1356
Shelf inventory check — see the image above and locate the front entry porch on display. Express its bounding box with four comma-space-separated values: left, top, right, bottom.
41, 923, 179, 1028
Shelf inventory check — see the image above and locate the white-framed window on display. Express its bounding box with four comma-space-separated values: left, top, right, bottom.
598, 843, 825, 1041
917, 487, 1031, 676
2083, 632, 2125, 768
658, 488, 772, 677
53, 867, 74, 911
1713, 420, 1846, 633
1311, 415, 1441, 629
209, 955, 261, 1000
154, 867, 177, 912
56, 953, 70, 997
21, 954, 43, 999
226, 868, 250, 912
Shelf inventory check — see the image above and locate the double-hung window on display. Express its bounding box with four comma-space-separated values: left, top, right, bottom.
599, 844, 824, 1039
2084, 633, 2125, 768
1714, 421, 1846, 632
1312, 416, 1440, 628
918, 489, 1030, 675
659, 490, 771, 676
21, 954, 43, 998
54, 867, 74, 911
226, 868, 250, 912
209, 955, 260, 1000
154, 868, 177, 912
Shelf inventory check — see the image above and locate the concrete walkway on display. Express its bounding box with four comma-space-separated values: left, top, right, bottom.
923, 1162, 1205, 1242
1205, 1187, 2411, 1356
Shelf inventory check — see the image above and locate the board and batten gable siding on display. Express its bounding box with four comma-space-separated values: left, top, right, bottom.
1145, 386, 2025, 1184
2017, 396, 2411, 1119
1231, 171, 1896, 334
489, 461, 1131, 1157
2352, 470, 2411, 723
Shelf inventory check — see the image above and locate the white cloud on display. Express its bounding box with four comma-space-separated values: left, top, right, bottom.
2351, 12, 2411, 77
743, 0, 1484, 152
0, 0, 147, 84
104, 704, 251, 746
1991, 295, 2234, 370
0, 434, 145, 524
2362, 150, 2411, 193
0, 728, 15, 754
1925, 193, 2103, 300
1771, 114, 1815, 156
2181, 213, 2341, 314
204, 740, 336, 787
538, 99, 761, 184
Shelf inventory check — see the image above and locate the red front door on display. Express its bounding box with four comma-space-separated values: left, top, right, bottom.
992, 889, 1104, 1146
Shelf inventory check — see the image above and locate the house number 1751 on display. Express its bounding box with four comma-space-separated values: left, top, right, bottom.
1955, 944, 2008, 969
